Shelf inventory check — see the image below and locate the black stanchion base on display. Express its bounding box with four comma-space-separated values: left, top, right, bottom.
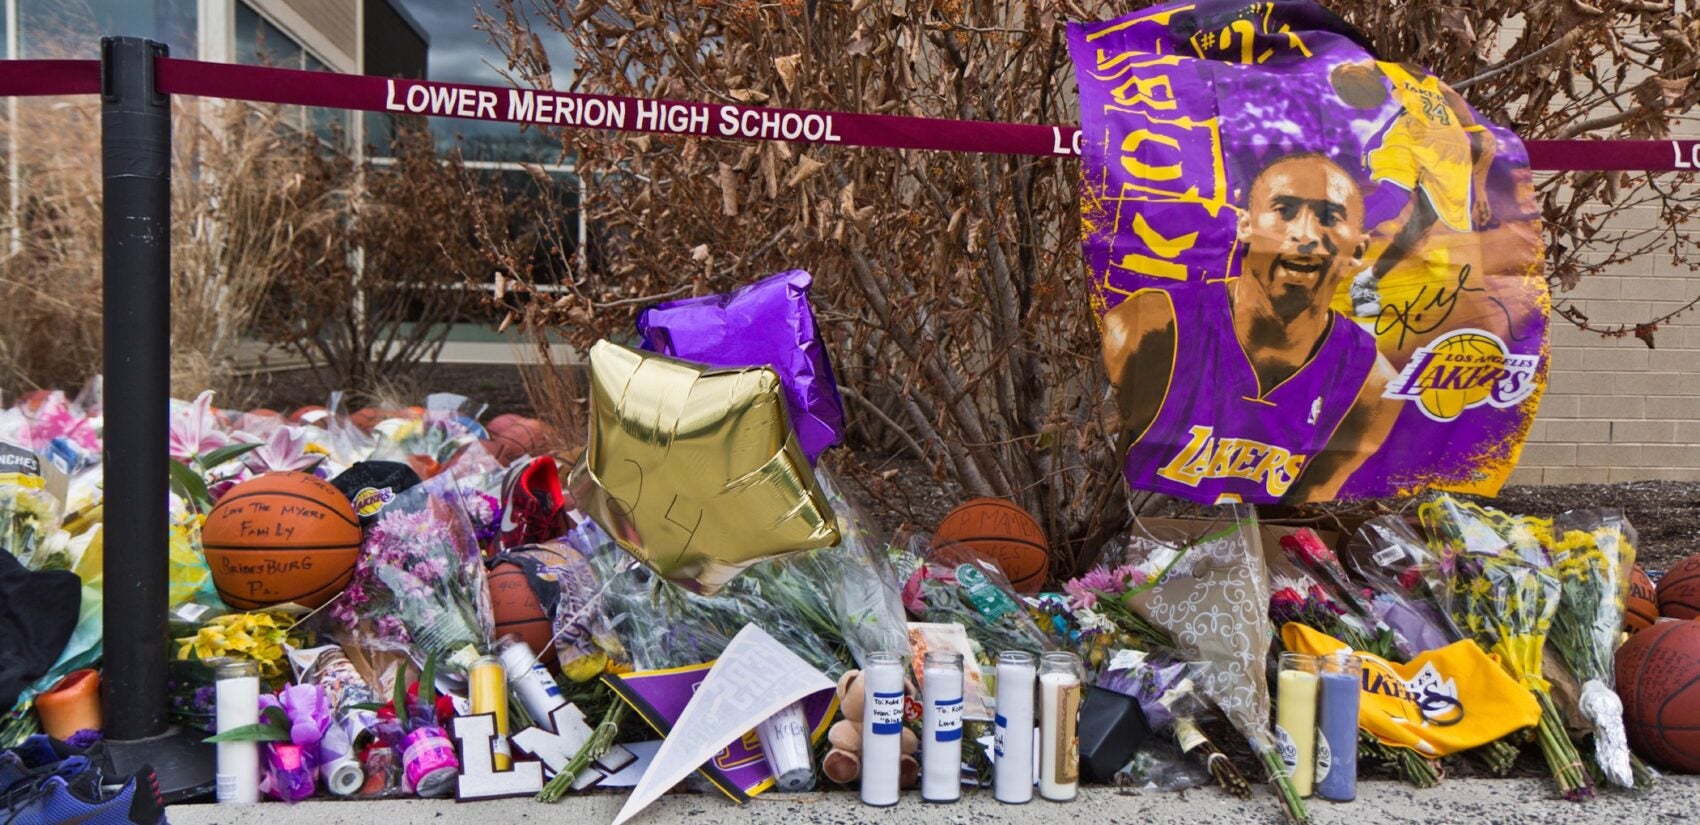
105, 726, 215, 804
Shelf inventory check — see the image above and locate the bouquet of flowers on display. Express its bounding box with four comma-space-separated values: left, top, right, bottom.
1096, 649, 1250, 797
895, 531, 1053, 658
1344, 518, 1460, 656
329, 475, 492, 675
1276, 531, 1413, 660
599, 551, 852, 679
175, 611, 302, 682
1, 481, 63, 571
1544, 510, 1654, 788
1110, 508, 1308, 824
1062, 559, 1176, 661
1421, 495, 1592, 800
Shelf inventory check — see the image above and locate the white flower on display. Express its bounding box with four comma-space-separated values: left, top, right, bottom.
1077, 607, 1116, 635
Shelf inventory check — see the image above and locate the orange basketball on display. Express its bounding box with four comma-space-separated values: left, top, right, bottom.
1615, 619, 1700, 773
486, 414, 528, 435
935, 498, 1049, 594
488, 561, 554, 662
1657, 556, 1700, 621
1627, 565, 1660, 634
203, 472, 362, 609
490, 418, 553, 463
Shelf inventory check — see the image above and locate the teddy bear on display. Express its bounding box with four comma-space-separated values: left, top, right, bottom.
821, 669, 920, 786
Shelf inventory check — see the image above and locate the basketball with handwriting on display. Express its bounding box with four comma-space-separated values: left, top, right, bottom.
203, 471, 362, 609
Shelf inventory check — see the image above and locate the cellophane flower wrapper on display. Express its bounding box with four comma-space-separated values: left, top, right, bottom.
0, 478, 63, 571
746, 468, 906, 670
895, 530, 1053, 658
1421, 494, 1593, 800
548, 520, 629, 681
598, 549, 852, 678
448, 465, 506, 552
1344, 517, 1464, 656
1109, 508, 1305, 820
330, 474, 492, 675
1545, 509, 1645, 788
1275, 530, 1412, 661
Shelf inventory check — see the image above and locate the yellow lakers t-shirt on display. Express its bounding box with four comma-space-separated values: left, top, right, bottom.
1283, 623, 1541, 757
1365, 62, 1481, 232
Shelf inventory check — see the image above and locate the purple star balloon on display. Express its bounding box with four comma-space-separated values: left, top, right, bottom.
636, 269, 845, 463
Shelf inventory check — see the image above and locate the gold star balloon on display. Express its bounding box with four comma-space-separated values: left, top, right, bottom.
568, 340, 840, 594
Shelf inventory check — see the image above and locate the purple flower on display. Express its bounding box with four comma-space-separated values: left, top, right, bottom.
1063, 578, 1099, 610
375, 615, 409, 643
1064, 565, 1121, 610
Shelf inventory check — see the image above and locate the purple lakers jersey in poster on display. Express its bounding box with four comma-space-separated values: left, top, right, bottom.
1123, 282, 1379, 504
1069, 1, 1548, 504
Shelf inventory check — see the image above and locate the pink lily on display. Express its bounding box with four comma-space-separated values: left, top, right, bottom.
168, 391, 231, 462
242, 426, 326, 474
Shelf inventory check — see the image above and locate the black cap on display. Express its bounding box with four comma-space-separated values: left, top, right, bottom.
330, 460, 422, 525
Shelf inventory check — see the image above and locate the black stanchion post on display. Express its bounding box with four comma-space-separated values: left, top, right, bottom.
99, 36, 212, 800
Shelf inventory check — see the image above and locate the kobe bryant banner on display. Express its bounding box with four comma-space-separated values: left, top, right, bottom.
1068, 0, 1548, 506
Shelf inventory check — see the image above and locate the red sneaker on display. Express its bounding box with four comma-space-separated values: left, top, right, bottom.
498, 456, 574, 549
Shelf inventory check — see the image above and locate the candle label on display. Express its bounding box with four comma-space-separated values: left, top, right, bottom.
1275, 725, 1299, 774
1314, 732, 1332, 783
871, 691, 904, 735
933, 698, 964, 742
993, 714, 1006, 757
1175, 724, 1206, 753
1053, 683, 1080, 784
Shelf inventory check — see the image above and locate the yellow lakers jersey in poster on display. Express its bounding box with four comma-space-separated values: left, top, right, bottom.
1365, 62, 1482, 232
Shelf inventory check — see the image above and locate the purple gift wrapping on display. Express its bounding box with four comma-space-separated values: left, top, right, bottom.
256, 684, 332, 802
262, 743, 317, 803
400, 725, 459, 798
636, 269, 845, 463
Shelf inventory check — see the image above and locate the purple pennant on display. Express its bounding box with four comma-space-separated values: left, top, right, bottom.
637, 270, 845, 463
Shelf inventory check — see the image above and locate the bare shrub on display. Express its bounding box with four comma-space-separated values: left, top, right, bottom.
250, 130, 535, 403
0, 97, 338, 400
476, 1, 1695, 572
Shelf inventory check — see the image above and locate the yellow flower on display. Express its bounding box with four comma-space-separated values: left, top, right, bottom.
185, 627, 229, 660
564, 652, 610, 683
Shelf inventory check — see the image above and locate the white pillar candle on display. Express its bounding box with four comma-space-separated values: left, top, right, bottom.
214, 660, 260, 804
859, 651, 905, 807
994, 651, 1036, 804
1038, 652, 1082, 802
920, 651, 964, 803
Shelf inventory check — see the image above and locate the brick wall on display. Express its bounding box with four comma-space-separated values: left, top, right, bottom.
1510, 159, 1700, 485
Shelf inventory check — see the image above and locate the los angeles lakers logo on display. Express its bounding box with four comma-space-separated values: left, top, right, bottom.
1382, 329, 1539, 422
351, 486, 395, 518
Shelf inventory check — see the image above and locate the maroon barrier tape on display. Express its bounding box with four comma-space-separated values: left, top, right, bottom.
0, 59, 101, 97
2, 57, 1698, 172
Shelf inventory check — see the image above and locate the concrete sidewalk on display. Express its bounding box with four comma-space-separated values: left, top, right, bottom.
170, 778, 1700, 825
